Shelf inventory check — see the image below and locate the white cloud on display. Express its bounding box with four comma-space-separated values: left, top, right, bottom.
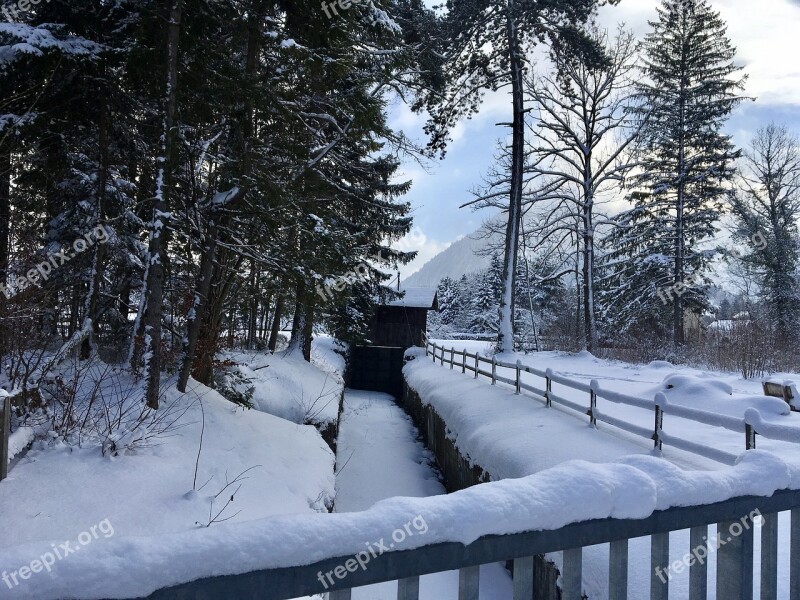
598, 0, 800, 107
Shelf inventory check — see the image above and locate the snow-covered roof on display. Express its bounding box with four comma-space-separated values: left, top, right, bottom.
385, 287, 438, 309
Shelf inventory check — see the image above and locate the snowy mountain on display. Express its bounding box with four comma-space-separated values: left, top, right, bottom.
402, 226, 503, 288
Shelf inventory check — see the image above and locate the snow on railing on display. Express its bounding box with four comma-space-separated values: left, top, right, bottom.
421, 337, 800, 463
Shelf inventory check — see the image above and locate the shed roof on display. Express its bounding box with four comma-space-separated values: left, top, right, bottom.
384, 287, 438, 310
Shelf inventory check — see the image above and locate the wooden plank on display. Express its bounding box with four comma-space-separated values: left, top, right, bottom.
651, 532, 669, 600
688, 526, 708, 600
761, 513, 778, 600
609, 539, 628, 600
512, 556, 534, 600
562, 547, 582, 600
716, 518, 754, 600
458, 565, 479, 600
397, 576, 419, 600
689, 525, 708, 600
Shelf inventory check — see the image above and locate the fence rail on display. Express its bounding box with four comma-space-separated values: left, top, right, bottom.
421, 335, 800, 463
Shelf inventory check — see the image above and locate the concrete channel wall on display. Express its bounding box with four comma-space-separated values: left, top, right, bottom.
400, 379, 562, 599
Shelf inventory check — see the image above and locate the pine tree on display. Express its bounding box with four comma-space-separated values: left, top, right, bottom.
469, 255, 503, 334
601, 0, 745, 345
437, 277, 462, 326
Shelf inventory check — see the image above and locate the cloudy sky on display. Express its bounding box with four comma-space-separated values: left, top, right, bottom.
391, 0, 800, 277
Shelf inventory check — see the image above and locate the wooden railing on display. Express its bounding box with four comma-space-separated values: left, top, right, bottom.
421, 336, 800, 464
144, 489, 800, 600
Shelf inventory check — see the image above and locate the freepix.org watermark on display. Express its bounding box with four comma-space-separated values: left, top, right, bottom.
654, 508, 761, 583
0, 224, 111, 301
316, 514, 429, 590
2, 519, 115, 589
656, 231, 768, 305
1, 0, 49, 22
321, 0, 371, 20
315, 227, 426, 304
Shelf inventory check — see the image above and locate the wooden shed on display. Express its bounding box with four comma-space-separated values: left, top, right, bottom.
349, 288, 438, 398
369, 288, 439, 349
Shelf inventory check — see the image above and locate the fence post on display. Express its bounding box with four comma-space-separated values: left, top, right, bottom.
491, 356, 497, 385
653, 396, 664, 452
431, 342, 436, 362
545, 369, 552, 407
515, 360, 521, 394
440, 346, 445, 366
589, 388, 597, 427
462, 352, 466, 374
1, 390, 10, 482
450, 347, 455, 370
746, 423, 756, 450
474, 352, 479, 379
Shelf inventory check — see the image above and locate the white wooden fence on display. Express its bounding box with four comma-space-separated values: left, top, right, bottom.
421, 336, 800, 464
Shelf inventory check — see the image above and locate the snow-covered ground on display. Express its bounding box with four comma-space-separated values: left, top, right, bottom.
334, 389, 444, 511
1, 443, 793, 599
4, 336, 800, 600
405, 348, 710, 476
0, 347, 340, 599
0, 375, 335, 548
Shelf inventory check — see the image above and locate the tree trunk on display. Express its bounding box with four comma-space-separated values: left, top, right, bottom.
133, 0, 183, 409
268, 292, 284, 352
192, 253, 244, 385
176, 216, 218, 392
259, 289, 273, 342
497, 4, 524, 353
300, 289, 315, 361
582, 152, 597, 352
0, 148, 10, 360
582, 210, 597, 353
0, 148, 9, 287
674, 47, 688, 347
81, 59, 111, 360
247, 261, 259, 351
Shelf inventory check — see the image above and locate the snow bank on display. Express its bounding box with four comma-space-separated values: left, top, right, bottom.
2, 450, 796, 599
224, 346, 343, 426
0, 377, 335, 554
660, 373, 789, 419
311, 334, 348, 379
7, 426, 34, 463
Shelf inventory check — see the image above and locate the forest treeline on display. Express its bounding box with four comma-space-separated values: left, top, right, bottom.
0, 0, 798, 415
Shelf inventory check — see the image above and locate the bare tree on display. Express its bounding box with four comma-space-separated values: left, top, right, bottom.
526, 27, 643, 352
729, 123, 800, 339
